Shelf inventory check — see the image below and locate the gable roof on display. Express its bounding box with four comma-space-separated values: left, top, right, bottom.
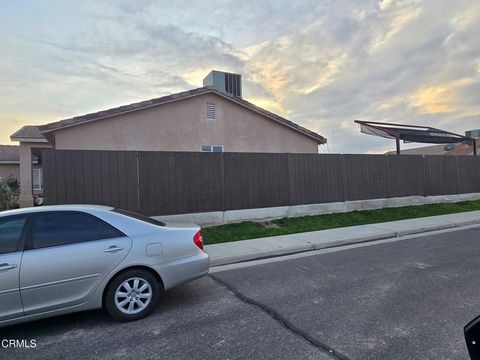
0, 145, 20, 163
36, 87, 326, 144
0, 145, 40, 164
10, 125, 47, 142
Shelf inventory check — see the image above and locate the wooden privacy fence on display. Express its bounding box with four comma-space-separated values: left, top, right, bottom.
42, 150, 480, 216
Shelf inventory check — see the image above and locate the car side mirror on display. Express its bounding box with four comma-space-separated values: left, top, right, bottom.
465, 315, 480, 359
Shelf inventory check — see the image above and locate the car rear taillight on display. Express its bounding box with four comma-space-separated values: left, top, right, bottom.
193, 230, 204, 250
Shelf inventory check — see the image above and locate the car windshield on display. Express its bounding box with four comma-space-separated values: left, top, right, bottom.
112, 208, 165, 227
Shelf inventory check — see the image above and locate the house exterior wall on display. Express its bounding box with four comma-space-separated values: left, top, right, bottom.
18, 142, 51, 207
52, 93, 319, 153
0, 164, 20, 180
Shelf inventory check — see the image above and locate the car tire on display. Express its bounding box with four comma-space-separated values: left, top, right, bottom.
104, 269, 161, 322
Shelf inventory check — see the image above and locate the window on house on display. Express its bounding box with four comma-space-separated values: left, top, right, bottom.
206, 103, 216, 120
201, 145, 224, 152
33, 168, 43, 190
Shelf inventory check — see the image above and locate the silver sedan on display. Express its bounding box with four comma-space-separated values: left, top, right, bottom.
0, 205, 209, 327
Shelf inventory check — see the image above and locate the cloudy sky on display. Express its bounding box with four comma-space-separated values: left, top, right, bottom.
1, 0, 479, 153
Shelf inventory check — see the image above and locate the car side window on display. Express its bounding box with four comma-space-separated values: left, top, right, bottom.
0, 216, 27, 255
30, 211, 124, 250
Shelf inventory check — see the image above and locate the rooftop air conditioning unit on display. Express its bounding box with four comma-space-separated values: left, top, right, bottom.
203, 70, 242, 98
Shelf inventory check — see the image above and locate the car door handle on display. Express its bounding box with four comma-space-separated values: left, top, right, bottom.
0, 263, 17, 271
104, 246, 124, 253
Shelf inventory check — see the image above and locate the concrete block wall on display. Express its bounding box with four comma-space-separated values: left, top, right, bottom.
152, 193, 480, 226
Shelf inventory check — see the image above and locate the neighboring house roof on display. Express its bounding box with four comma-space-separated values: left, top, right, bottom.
385, 142, 480, 156
10, 125, 47, 143
0, 145, 39, 164
35, 87, 326, 144
0, 145, 20, 163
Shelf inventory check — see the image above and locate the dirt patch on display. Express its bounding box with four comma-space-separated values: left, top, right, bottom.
259, 221, 281, 229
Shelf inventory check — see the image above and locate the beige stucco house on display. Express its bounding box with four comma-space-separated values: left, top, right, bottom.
0, 145, 20, 180
9, 71, 326, 207
0, 145, 43, 189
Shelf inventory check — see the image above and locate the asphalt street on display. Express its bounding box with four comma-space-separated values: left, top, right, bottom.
2, 226, 480, 360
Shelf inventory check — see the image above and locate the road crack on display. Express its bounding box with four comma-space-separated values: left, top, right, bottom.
209, 274, 353, 360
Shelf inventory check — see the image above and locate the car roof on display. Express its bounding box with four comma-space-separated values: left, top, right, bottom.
0, 204, 114, 217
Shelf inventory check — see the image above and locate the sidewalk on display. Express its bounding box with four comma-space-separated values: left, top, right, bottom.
205, 210, 480, 266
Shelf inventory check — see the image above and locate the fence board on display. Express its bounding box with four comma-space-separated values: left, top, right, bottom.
457, 156, 480, 194
224, 153, 290, 210
73, 151, 85, 204
109, 151, 120, 207
83, 151, 94, 204
342, 155, 388, 201
386, 155, 425, 197
126, 151, 139, 212
424, 156, 458, 196
288, 154, 344, 204
42, 150, 480, 216
138, 152, 223, 216
42, 150, 138, 211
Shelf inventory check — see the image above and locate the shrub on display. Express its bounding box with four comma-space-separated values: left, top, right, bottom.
0, 176, 20, 211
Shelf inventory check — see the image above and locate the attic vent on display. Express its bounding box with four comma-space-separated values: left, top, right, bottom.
206, 103, 216, 120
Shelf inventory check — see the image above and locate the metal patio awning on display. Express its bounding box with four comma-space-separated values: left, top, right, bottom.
354, 120, 477, 155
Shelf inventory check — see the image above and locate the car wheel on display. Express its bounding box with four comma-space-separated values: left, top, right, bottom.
104, 269, 161, 322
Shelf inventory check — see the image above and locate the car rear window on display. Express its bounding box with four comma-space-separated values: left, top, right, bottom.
112, 209, 166, 227
0, 215, 27, 254
30, 211, 124, 250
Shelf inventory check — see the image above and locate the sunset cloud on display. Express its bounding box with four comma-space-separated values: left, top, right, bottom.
411, 78, 476, 114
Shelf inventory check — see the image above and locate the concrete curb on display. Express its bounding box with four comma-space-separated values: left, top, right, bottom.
205, 210, 480, 266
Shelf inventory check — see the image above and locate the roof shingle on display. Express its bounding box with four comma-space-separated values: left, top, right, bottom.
10, 125, 46, 141
0, 145, 19, 162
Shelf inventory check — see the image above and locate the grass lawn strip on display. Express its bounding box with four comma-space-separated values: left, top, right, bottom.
202, 200, 480, 245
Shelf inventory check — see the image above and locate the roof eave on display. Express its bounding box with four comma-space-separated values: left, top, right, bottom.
38, 89, 213, 134
10, 137, 49, 143
209, 90, 327, 144
38, 87, 327, 144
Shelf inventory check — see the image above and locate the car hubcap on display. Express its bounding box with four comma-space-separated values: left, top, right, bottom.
115, 277, 153, 314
